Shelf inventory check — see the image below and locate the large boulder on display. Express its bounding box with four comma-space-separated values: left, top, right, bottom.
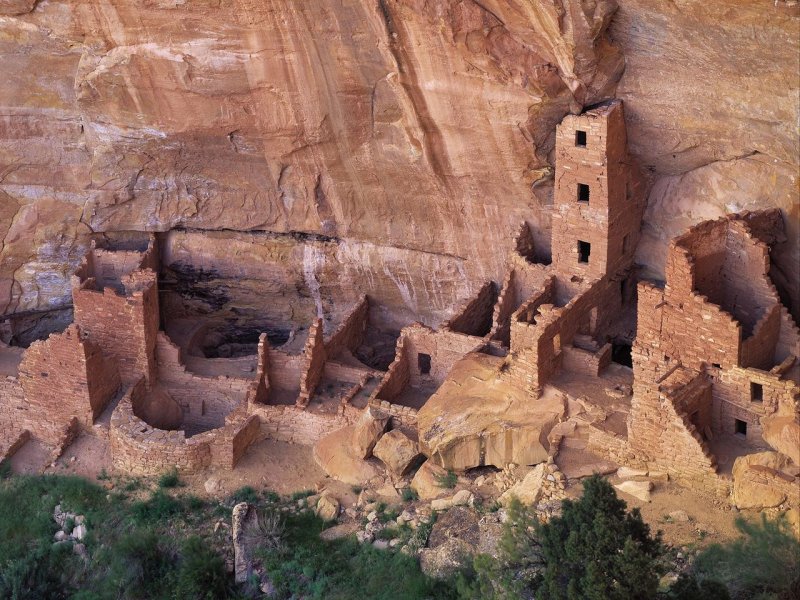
499, 463, 546, 506
420, 507, 480, 580
419, 539, 473, 580
351, 407, 390, 460
313, 426, 382, 485
315, 494, 340, 521
420, 507, 503, 579
418, 354, 564, 471
372, 430, 422, 476
761, 415, 800, 465
614, 480, 653, 503
410, 460, 451, 500
732, 451, 798, 510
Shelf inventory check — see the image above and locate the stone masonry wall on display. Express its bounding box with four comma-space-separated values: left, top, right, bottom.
298, 318, 326, 407
373, 336, 410, 402
18, 325, 119, 444
629, 362, 728, 495
401, 324, 485, 387
250, 403, 360, 446
324, 295, 368, 357
551, 101, 641, 280
443, 281, 497, 338
491, 254, 552, 346
110, 380, 212, 476
72, 269, 159, 385
155, 333, 250, 434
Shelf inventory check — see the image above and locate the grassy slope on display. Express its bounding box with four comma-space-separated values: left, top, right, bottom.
0, 469, 457, 600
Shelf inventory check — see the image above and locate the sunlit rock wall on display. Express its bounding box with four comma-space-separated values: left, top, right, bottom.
1, 0, 797, 327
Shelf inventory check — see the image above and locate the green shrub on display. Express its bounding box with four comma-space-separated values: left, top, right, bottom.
435, 470, 458, 489
690, 513, 800, 600
131, 490, 184, 524
291, 489, 315, 501
185, 495, 205, 511
157, 468, 181, 489
401, 488, 418, 502
102, 529, 174, 599
664, 573, 730, 600
229, 485, 259, 505
460, 475, 665, 599
174, 536, 230, 599
258, 512, 457, 599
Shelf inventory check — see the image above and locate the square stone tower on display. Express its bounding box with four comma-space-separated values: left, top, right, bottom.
551, 100, 637, 279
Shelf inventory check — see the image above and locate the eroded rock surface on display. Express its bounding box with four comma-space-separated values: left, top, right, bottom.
418, 353, 564, 470
2, 0, 796, 326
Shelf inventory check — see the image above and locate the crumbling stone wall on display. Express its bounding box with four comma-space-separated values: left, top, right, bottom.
324, 295, 368, 357
400, 324, 485, 387
372, 336, 410, 402
443, 282, 497, 338
155, 333, 250, 434
17, 325, 119, 444
250, 403, 360, 445
631, 213, 799, 486
110, 378, 258, 475
561, 343, 612, 377
298, 318, 326, 407
629, 365, 725, 493
72, 270, 159, 385
248, 333, 270, 404
368, 399, 419, 430
490, 251, 552, 346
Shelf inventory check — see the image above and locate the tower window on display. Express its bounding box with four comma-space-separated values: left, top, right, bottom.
577, 183, 590, 203
575, 130, 587, 147
578, 240, 591, 264
735, 419, 747, 437
418, 353, 432, 375
750, 382, 763, 403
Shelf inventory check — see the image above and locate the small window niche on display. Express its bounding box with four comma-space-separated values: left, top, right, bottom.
575, 130, 587, 147
577, 183, 590, 203
418, 353, 432, 375
750, 382, 763, 403
578, 240, 591, 264
734, 419, 748, 437
622, 233, 631, 254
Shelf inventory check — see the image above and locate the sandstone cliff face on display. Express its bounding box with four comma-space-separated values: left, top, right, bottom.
1, 0, 797, 329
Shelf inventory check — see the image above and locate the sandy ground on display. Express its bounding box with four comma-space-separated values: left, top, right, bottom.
562, 475, 741, 549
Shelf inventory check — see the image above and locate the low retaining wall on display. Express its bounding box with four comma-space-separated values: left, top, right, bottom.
251, 403, 360, 445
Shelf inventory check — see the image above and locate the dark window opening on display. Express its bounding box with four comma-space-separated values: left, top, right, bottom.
578, 240, 591, 264
612, 342, 633, 368
620, 279, 627, 300
577, 183, 590, 203
750, 382, 763, 403
712, 363, 721, 369
575, 130, 587, 147
418, 353, 432, 375
623, 234, 630, 254
735, 419, 747, 437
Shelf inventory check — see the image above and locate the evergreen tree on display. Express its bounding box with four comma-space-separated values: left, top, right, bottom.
535, 475, 665, 599
458, 475, 666, 600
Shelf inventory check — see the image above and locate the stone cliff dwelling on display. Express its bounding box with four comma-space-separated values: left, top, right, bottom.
1, 101, 797, 510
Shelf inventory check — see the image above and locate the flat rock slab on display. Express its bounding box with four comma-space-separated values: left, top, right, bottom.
418, 353, 564, 470
614, 480, 653, 503
313, 426, 382, 485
